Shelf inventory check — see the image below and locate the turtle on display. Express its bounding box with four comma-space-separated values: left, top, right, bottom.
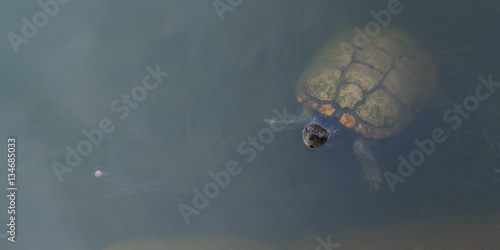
267, 29, 436, 190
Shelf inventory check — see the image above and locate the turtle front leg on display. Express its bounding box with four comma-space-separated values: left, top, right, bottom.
263, 105, 312, 130
352, 137, 383, 190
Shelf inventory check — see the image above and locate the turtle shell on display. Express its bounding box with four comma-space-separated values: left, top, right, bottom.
296, 29, 436, 138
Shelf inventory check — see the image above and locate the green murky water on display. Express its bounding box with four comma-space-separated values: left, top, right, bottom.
1, 0, 499, 249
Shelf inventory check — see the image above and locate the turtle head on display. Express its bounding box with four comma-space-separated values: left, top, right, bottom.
302, 115, 340, 149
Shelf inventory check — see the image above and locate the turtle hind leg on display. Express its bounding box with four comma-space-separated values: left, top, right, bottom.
352, 137, 383, 190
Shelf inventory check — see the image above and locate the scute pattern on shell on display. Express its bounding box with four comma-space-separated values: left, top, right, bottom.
296, 29, 436, 138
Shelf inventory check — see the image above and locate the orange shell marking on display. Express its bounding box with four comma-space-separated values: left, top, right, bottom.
318, 104, 335, 116
354, 123, 372, 138
305, 100, 318, 109
296, 92, 306, 103
340, 113, 356, 128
